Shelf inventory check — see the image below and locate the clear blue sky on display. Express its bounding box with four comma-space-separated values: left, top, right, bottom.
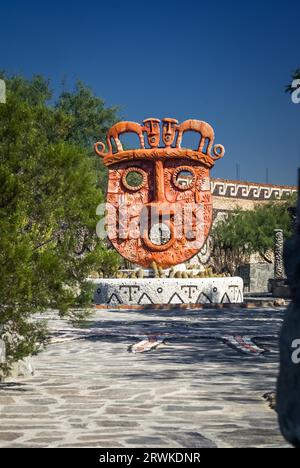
1, 0, 299, 185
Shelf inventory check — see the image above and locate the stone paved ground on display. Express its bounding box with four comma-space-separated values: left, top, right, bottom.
0, 307, 290, 448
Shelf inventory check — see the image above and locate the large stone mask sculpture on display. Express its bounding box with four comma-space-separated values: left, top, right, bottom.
94, 118, 225, 269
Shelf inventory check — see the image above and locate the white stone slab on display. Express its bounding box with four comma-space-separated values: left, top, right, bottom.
92, 277, 243, 306
0, 80, 6, 103
0, 339, 6, 364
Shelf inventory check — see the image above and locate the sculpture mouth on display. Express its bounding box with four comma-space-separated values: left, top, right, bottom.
149, 222, 171, 245
142, 221, 175, 251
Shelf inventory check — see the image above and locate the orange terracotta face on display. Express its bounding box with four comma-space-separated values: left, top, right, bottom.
105, 158, 212, 269
143, 118, 161, 148
162, 119, 178, 147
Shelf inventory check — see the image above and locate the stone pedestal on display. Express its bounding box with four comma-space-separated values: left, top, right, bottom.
92, 277, 243, 306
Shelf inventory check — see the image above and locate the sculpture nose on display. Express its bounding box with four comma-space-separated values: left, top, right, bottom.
154, 160, 165, 203
141, 160, 176, 252
148, 203, 175, 217
149, 122, 155, 134
146, 161, 174, 215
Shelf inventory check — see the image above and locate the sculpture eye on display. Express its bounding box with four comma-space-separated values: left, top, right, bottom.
172, 167, 196, 190
122, 168, 146, 191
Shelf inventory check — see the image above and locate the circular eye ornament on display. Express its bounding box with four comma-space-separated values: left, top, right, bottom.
172, 166, 196, 190
122, 167, 147, 191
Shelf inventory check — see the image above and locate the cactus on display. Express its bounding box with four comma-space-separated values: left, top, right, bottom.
169, 267, 175, 278
151, 261, 159, 278
158, 266, 166, 278
137, 268, 144, 278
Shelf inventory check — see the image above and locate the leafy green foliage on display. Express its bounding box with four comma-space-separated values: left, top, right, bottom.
56, 81, 119, 148
211, 197, 296, 275
0, 74, 120, 371
56, 81, 119, 191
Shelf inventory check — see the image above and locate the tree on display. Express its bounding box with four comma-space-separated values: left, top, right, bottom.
56, 81, 118, 148
56, 81, 119, 190
211, 197, 296, 275
0, 75, 120, 374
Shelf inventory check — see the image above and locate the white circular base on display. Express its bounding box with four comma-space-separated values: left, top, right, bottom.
92, 277, 243, 306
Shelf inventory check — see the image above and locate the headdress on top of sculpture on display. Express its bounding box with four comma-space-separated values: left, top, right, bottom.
94, 118, 225, 167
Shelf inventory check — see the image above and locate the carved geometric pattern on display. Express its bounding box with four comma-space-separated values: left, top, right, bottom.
168, 292, 184, 304
211, 178, 297, 201
274, 229, 284, 279
221, 292, 231, 304
94, 279, 244, 306
138, 293, 154, 305
236, 290, 243, 302
196, 292, 212, 303
107, 293, 122, 305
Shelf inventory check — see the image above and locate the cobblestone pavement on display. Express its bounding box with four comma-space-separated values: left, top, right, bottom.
0, 307, 290, 448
